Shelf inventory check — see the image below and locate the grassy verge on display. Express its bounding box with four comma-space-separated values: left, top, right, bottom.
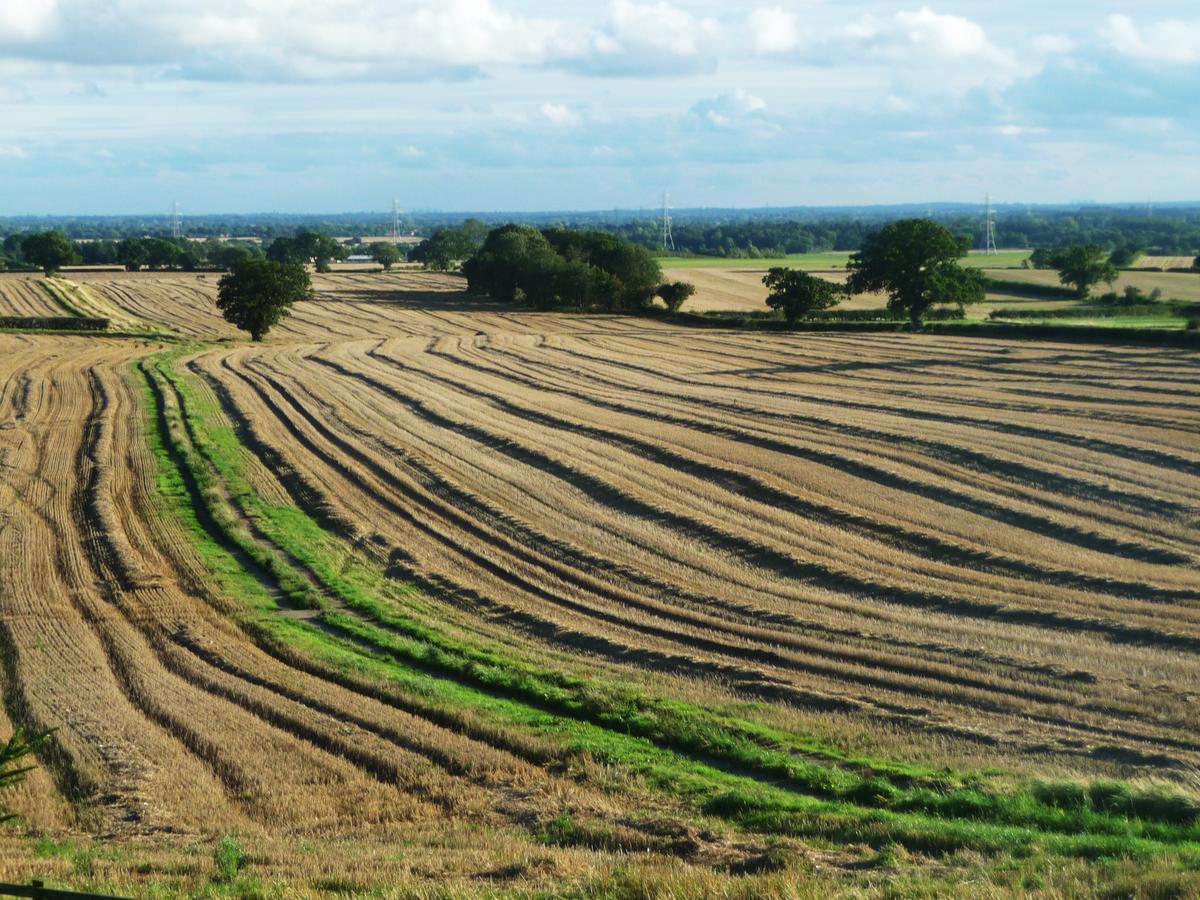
654, 309, 1200, 344
134, 347, 1200, 868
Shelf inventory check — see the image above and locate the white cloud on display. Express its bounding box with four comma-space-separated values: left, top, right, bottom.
564, 0, 721, 73
1031, 34, 1074, 56
605, 1, 718, 57
837, 6, 1024, 92
540, 102, 580, 126
890, 7, 1005, 62
689, 89, 772, 133
1103, 14, 1200, 65
0, 144, 29, 158
992, 124, 1045, 137
748, 7, 801, 54
0, 0, 57, 42
1109, 115, 1174, 133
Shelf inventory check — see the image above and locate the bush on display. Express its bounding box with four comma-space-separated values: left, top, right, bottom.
213, 834, 247, 882
985, 277, 1077, 299
989, 304, 1188, 320
0, 316, 108, 331
1093, 285, 1163, 306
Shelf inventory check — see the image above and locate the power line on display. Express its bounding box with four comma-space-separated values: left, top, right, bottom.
170, 201, 182, 240
984, 193, 998, 255
660, 192, 675, 253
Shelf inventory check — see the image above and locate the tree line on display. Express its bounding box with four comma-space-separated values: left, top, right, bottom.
6, 205, 1200, 257
611, 209, 1200, 258
3, 229, 409, 276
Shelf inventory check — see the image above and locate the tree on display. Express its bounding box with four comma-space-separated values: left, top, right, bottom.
216, 259, 311, 341
1047, 244, 1118, 298
846, 219, 986, 324
411, 222, 488, 271
143, 237, 184, 269
21, 231, 77, 276
116, 238, 148, 271
1108, 245, 1141, 268
762, 268, 844, 325
267, 231, 347, 272
656, 281, 696, 312
369, 242, 402, 271
208, 242, 259, 271
1, 729, 49, 823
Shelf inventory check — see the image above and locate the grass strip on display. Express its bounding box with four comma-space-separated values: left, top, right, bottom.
137, 346, 1200, 861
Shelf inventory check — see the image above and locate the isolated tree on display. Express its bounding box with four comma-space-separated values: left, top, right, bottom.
846, 219, 986, 324
762, 268, 844, 326
216, 259, 310, 341
21, 231, 77, 276
370, 242, 402, 271
1193, 253, 1199, 272
656, 281, 697, 312
1, 729, 48, 823
1048, 244, 1118, 298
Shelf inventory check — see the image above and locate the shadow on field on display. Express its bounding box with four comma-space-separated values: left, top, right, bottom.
311, 272, 506, 312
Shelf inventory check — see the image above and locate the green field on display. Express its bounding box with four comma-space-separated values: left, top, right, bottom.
987, 315, 1194, 330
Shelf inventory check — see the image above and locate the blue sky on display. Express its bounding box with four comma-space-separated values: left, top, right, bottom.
0, 0, 1196, 214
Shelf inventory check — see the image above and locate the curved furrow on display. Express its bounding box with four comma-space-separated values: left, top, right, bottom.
224, 347, 1200, 750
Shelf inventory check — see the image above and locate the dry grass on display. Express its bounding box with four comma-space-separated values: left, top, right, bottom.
1, 271, 1198, 893
664, 264, 1200, 316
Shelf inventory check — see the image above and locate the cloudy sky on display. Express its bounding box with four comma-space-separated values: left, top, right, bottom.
1, 0, 1196, 213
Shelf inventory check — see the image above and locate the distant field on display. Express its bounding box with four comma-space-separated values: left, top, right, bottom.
1137, 256, 1197, 270
659, 249, 1031, 271
995, 268, 1200, 301
667, 263, 1061, 317
991, 315, 1194, 330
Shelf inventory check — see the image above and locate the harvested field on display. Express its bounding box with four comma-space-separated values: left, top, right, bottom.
1137, 256, 1197, 270
663, 267, 888, 313
0, 275, 74, 317
2, 270, 1199, 895
665, 265, 1088, 317
995, 268, 1200, 302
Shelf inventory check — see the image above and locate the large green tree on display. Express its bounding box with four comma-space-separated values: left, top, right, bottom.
21, 231, 77, 276
267, 231, 347, 272
762, 268, 844, 325
369, 242, 402, 271
216, 259, 311, 341
465, 226, 662, 313
1047, 244, 1118, 298
846, 219, 985, 324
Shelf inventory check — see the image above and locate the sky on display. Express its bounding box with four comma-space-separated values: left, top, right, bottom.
0, 0, 1197, 214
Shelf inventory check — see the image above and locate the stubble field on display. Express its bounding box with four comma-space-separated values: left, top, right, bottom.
665, 264, 1200, 317
1, 270, 1199, 896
